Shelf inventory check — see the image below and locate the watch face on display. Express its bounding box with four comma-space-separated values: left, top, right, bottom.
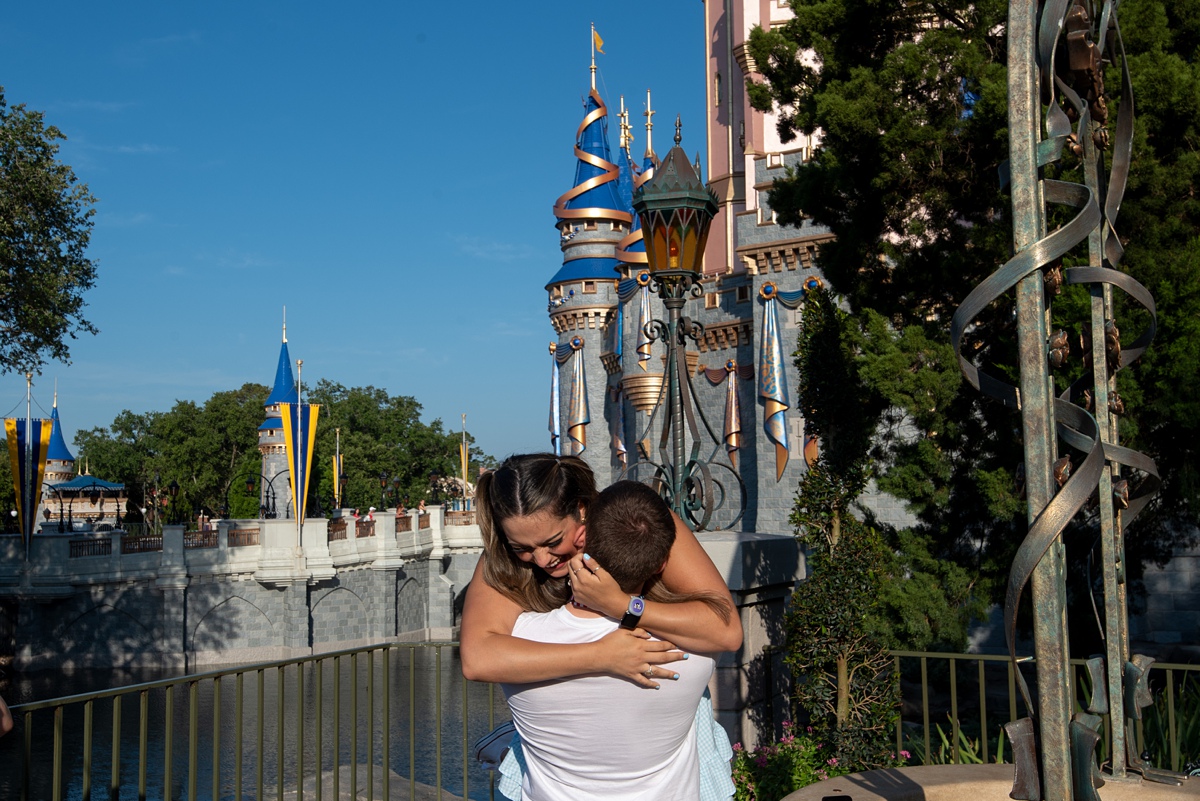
628, 596, 645, 616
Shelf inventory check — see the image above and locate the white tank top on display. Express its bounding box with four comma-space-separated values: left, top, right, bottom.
501, 606, 714, 801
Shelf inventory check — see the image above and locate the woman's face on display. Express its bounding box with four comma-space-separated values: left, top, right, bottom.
502, 509, 586, 578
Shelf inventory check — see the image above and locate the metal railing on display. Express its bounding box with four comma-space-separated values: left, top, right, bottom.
356, 520, 375, 539
418, 514, 430, 530
69, 538, 112, 559
327, 520, 347, 542
396, 516, 413, 533
122, 535, 163, 554
893, 650, 1200, 771
229, 528, 259, 547
445, 511, 476, 527
1, 642, 508, 801
184, 530, 218, 550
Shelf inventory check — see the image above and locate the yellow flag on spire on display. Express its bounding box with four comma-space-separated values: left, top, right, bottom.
593, 28, 605, 55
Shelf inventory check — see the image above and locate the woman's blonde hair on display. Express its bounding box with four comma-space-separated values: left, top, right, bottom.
475, 453, 598, 612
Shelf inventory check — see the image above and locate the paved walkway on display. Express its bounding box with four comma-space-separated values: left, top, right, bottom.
784, 764, 1200, 800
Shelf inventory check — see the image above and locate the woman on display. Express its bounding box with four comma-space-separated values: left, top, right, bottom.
460, 453, 742, 684
460, 454, 742, 797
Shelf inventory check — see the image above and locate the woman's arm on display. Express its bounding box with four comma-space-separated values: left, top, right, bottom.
568, 514, 743, 654
459, 558, 686, 687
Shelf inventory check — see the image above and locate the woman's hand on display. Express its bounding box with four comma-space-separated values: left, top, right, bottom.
595, 626, 687, 689
567, 553, 627, 618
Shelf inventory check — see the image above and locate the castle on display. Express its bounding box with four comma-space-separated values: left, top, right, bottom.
544, 5, 842, 536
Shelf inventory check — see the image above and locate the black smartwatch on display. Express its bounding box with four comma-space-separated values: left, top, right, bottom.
619, 595, 645, 630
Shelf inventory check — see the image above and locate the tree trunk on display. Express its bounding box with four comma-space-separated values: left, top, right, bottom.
836, 652, 850, 727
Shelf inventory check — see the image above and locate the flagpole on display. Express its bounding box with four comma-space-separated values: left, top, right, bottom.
590, 22, 596, 91
296, 358, 303, 550
23, 373, 32, 569
461, 414, 467, 510
335, 427, 341, 509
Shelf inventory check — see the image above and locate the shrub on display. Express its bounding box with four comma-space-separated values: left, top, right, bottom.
732, 721, 910, 801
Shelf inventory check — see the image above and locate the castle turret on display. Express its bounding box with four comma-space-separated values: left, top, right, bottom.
546, 60, 631, 488
258, 321, 297, 518
44, 393, 76, 488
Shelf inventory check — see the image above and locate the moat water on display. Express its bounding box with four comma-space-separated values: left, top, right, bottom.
0, 649, 509, 800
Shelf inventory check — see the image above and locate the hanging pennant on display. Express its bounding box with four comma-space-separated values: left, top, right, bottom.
565, 337, 590, 455
758, 282, 792, 481
756, 278, 824, 481
635, 273, 653, 370
548, 342, 562, 456
5, 417, 52, 554
609, 384, 627, 467
704, 360, 754, 468
280, 402, 321, 521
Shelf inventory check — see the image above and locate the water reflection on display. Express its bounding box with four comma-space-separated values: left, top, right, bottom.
0, 647, 511, 800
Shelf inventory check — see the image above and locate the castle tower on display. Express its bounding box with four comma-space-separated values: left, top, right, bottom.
547, 62, 631, 489
44, 391, 76, 488
258, 321, 297, 518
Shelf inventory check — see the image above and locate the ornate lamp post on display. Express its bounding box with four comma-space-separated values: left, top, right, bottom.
428, 470, 442, 505
631, 120, 741, 530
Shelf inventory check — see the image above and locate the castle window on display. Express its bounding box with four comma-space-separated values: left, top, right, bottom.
768, 153, 783, 168
714, 73, 721, 107
583, 281, 597, 294
736, 286, 750, 303
584, 221, 597, 231
704, 292, 719, 310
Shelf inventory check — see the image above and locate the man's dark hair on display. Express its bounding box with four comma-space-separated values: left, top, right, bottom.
586, 481, 675, 594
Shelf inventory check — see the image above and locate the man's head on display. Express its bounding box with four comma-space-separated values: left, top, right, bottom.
584, 481, 675, 594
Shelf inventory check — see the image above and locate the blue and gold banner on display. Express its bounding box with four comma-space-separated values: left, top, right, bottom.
332, 453, 343, 507
280, 403, 320, 521
758, 283, 791, 481
5, 417, 53, 552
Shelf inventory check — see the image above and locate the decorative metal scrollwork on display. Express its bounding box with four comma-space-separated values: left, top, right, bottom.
957, 0, 1169, 793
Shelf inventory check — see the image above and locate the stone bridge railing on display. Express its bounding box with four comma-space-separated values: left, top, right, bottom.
0, 505, 481, 596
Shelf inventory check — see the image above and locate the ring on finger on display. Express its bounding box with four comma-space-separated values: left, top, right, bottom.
645, 666, 654, 677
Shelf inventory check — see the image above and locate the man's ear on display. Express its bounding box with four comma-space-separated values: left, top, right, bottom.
573, 522, 587, 549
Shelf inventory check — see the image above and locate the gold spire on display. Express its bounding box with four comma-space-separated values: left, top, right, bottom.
619, 96, 632, 155
643, 89, 656, 159
282, 306, 287, 343
53, 378, 58, 409
590, 23, 598, 91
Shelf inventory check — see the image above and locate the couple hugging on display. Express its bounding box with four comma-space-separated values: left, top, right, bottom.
461, 454, 744, 801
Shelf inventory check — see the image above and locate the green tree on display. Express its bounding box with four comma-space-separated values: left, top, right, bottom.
75, 384, 268, 520
306, 381, 469, 512
0, 87, 98, 373
75, 381, 493, 522
748, 0, 1200, 652
786, 290, 898, 770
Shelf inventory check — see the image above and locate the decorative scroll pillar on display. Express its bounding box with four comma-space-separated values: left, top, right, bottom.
951, 1, 1167, 797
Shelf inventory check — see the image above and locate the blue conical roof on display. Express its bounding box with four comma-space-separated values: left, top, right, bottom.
265, 341, 298, 406
47, 405, 74, 462
553, 89, 628, 224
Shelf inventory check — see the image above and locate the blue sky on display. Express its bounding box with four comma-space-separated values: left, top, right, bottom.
0, 2, 707, 460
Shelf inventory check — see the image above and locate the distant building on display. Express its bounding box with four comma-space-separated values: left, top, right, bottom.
257, 321, 296, 519
39, 396, 129, 533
